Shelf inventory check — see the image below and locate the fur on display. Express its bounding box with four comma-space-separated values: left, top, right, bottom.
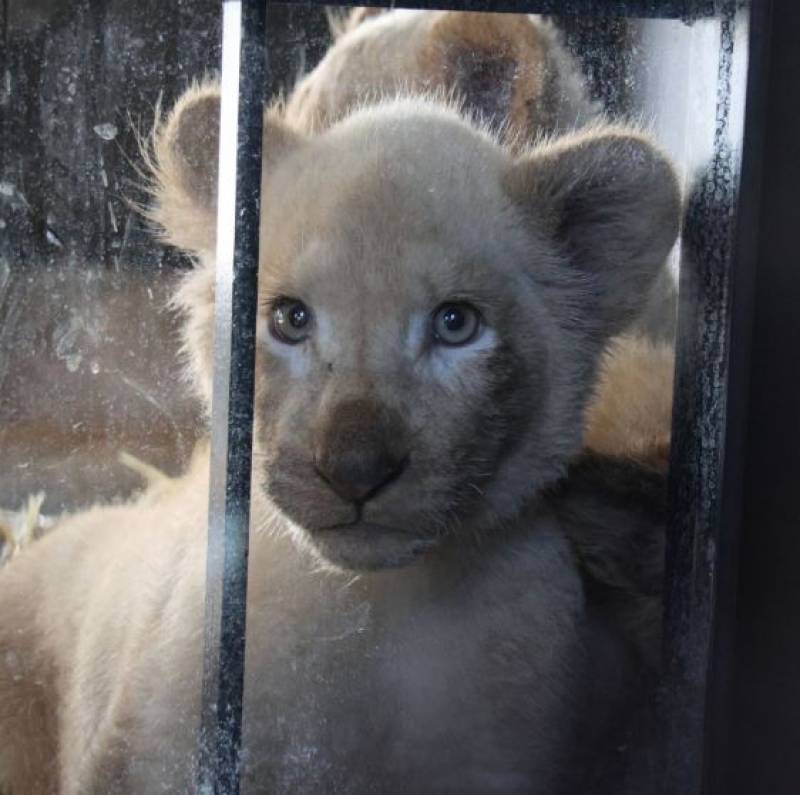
287, 9, 676, 468
584, 335, 675, 471
0, 447, 668, 794
286, 10, 598, 140
0, 78, 680, 793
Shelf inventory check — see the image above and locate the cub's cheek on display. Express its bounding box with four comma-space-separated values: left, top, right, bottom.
261, 455, 359, 530
257, 336, 314, 381
257, 308, 343, 381
416, 327, 500, 392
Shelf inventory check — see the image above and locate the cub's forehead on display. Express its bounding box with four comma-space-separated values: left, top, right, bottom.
265, 104, 510, 224
261, 103, 519, 279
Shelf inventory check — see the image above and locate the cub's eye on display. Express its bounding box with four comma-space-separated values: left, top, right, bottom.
270, 298, 312, 345
432, 302, 482, 346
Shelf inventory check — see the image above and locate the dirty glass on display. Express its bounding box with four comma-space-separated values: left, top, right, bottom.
0, 2, 754, 794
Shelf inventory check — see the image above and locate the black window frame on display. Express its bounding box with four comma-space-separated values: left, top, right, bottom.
198, 2, 775, 793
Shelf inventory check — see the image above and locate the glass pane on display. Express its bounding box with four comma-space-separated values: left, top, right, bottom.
0, 2, 221, 515
0, 3, 752, 793
0, 1, 221, 791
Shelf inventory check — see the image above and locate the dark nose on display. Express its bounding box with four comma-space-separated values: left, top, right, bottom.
314, 399, 408, 504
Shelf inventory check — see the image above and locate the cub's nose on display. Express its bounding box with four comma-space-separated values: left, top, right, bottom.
313, 399, 408, 504
315, 447, 407, 504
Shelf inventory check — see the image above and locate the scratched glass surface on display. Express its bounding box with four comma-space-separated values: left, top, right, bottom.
0, 4, 751, 794
0, 4, 745, 514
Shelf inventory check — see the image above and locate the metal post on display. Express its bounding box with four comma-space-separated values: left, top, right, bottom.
659, 2, 772, 793
197, 1, 266, 792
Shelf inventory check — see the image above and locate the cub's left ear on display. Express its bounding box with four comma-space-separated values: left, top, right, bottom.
150, 81, 303, 257
504, 127, 681, 338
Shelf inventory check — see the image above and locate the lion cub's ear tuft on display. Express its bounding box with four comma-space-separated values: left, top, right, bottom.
504, 127, 681, 339
150, 82, 303, 257
149, 83, 220, 256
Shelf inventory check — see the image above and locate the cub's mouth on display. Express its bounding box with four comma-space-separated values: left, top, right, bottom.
308, 521, 438, 571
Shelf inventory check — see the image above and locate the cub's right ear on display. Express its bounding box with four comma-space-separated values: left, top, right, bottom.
150, 82, 303, 257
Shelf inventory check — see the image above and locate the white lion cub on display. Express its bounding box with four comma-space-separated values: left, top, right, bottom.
0, 83, 679, 794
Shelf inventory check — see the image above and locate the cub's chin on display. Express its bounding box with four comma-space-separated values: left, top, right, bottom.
304, 523, 438, 571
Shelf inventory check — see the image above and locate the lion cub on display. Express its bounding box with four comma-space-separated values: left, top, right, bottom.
0, 82, 679, 793
286, 8, 678, 470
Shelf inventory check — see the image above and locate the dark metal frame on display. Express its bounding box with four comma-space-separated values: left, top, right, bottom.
662, 4, 772, 793
198, 2, 266, 792
199, 1, 776, 793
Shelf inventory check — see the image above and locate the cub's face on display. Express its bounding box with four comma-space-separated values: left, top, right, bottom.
155, 91, 680, 570
254, 111, 555, 569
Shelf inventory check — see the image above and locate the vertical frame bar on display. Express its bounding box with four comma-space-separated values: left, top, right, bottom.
726, 5, 800, 793
700, 3, 772, 791
198, 1, 266, 792
660, 1, 771, 792
659, 6, 742, 788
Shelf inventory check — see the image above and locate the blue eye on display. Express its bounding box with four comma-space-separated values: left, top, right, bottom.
270, 298, 312, 344
432, 303, 481, 346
